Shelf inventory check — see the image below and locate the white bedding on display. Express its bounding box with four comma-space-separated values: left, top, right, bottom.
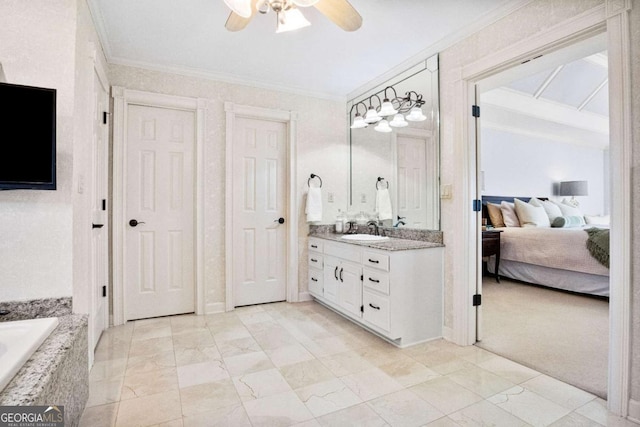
496, 226, 609, 277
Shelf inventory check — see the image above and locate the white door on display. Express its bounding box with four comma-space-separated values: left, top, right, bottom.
397, 133, 428, 228
124, 104, 195, 321
232, 116, 287, 307
90, 68, 109, 350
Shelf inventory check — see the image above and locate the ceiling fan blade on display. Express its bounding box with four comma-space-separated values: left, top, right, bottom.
225, 0, 257, 32
313, 0, 362, 31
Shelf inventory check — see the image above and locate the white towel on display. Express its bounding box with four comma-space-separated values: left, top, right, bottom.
376, 188, 393, 221
305, 187, 323, 222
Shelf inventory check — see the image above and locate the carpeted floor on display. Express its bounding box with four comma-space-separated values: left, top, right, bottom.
476, 277, 609, 399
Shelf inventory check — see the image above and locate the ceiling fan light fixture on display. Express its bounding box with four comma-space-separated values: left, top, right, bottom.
292, 0, 320, 6
276, 8, 311, 33
223, 0, 252, 18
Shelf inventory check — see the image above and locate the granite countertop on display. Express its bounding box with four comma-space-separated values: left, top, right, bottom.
309, 232, 444, 251
0, 314, 88, 405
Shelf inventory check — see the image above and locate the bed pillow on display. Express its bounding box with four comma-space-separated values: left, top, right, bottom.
529, 197, 563, 222
584, 214, 610, 226
553, 200, 585, 219
500, 201, 520, 227
514, 198, 550, 227
486, 202, 505, 228
551, 215, 585, 228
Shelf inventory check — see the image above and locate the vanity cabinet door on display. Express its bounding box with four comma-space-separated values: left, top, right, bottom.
336, 261, 363, 318
323, 256, 339, 303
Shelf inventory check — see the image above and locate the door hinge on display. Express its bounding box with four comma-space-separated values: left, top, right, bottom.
102, 286, 107, 297
472, 199, 482, 212
473, 294, 482, 306
472, 105, 480, 117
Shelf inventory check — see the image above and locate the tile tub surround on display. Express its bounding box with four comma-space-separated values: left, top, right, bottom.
0, 314, 89, 427
0, 297, 72, 322
310, 224, 443, 245
80, 302, 628, 427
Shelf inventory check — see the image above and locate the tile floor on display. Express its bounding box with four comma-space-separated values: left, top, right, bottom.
80, 301, 637, 427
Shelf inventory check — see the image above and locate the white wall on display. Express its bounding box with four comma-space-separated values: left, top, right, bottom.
481, 127, 607, 215
0, 0, 77, 301
107, 64, 349, 306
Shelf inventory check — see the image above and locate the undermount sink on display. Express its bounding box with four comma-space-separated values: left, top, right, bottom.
341, 234, 390, 242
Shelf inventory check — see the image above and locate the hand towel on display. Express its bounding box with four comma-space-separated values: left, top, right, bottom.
376, 188, 393, 221
305, 187, 323, 222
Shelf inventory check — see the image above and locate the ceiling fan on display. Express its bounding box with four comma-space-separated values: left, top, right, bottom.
223, 0, 362, 33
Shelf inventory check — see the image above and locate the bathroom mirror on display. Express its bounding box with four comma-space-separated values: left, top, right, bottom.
347, 54, 440, 230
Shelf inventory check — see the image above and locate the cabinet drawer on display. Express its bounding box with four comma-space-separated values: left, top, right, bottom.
363, 290, 391, 332
308, 253, 324, 269
308, 238, 323, 253
363, 268, 390, 295
482, 238, 500, 256
324, 242, 361, 263
308, 268, 323, 297
364, 251, 389, 271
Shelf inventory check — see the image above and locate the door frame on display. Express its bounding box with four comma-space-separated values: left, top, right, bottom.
449, 2, 632, 416
111, 87, 206, 325
224, 102, 298, 311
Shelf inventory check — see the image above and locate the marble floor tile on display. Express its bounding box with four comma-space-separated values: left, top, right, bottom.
223, 350, 275, 376
177, 360, 229, 388
295, 378, 362, 417
409, 376, 484, 415
116, 390, 182, 426
315, 403, 388, 427
266, 343, 316, 368
488, 386, 572, 426
84, 301, 611, 427
341, 367, 404, 401
121, 366, 179, 400
182, 403, 252, 427
243, 391, 314, 427
179, 378, 241, 416
232, 368, 293, 401
448, 400, 529, 427
368, 389, 445, 426
447, 366, 515, 398
280, 359, 336, 390
522, 374, 596, 411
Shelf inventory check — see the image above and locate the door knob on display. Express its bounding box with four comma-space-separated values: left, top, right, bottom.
274, 217, 285, 224
129, 219, 145, 227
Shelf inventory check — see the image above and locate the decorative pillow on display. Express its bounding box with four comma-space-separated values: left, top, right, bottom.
553, 200, 585, 219
500, 201, 520, 227
529, 197, 563, 222
486, 202, 505, 228
552, 215, 586, 228
584, 214, 610, 226
514, 198, 550, 227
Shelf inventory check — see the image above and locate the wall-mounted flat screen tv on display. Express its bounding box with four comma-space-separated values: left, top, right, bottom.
0, 82, 56, 190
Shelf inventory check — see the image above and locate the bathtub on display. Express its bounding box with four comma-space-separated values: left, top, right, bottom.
0, 317, 59, 391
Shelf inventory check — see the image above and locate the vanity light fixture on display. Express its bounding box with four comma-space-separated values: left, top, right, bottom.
349, 85, 426, 132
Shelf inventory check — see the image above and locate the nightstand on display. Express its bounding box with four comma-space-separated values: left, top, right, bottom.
482, 230, 502, 282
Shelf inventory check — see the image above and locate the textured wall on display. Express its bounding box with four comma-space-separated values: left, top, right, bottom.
107, 65, 348, 306
0, 0, 77, 301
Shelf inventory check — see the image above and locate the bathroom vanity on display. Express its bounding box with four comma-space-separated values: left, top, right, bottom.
308, 234, 443, 347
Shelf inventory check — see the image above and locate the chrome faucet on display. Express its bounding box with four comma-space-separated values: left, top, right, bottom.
367, 220, 380, 236
394, 215, 406, 227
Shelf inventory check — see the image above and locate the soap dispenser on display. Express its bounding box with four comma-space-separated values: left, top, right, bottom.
335, 210, 344, 233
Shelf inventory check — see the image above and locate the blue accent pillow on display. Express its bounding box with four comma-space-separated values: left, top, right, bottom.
551, 215, 585, 228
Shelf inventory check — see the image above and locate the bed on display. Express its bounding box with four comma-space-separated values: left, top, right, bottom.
482, 196, 610, 297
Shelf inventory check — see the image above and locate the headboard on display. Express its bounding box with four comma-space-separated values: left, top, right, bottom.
481, 196, 549, 226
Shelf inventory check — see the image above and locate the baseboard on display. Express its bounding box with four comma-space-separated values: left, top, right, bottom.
206, 302, 226, 314
628, 398, 640, 424
298, 292, 313, 302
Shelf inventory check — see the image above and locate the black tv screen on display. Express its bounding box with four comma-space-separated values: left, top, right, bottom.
0, 82, 56, 190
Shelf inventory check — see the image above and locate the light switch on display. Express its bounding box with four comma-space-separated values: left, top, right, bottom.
441, 184, 452, 199
327, 192, 334, 203
360, 193, 367, 203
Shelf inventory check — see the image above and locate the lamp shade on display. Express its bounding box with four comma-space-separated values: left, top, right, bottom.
374, 119, 392, 133
364, 106, 381, 123
276, 8, 311, 33
378, 99, 398, 117
223, 0, 252, 17
559, 180, 588, 196
350, 114, 367, 129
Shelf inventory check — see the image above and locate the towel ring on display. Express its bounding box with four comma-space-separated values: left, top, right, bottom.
376, 177, 389, 190
308, 173, 323, 188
